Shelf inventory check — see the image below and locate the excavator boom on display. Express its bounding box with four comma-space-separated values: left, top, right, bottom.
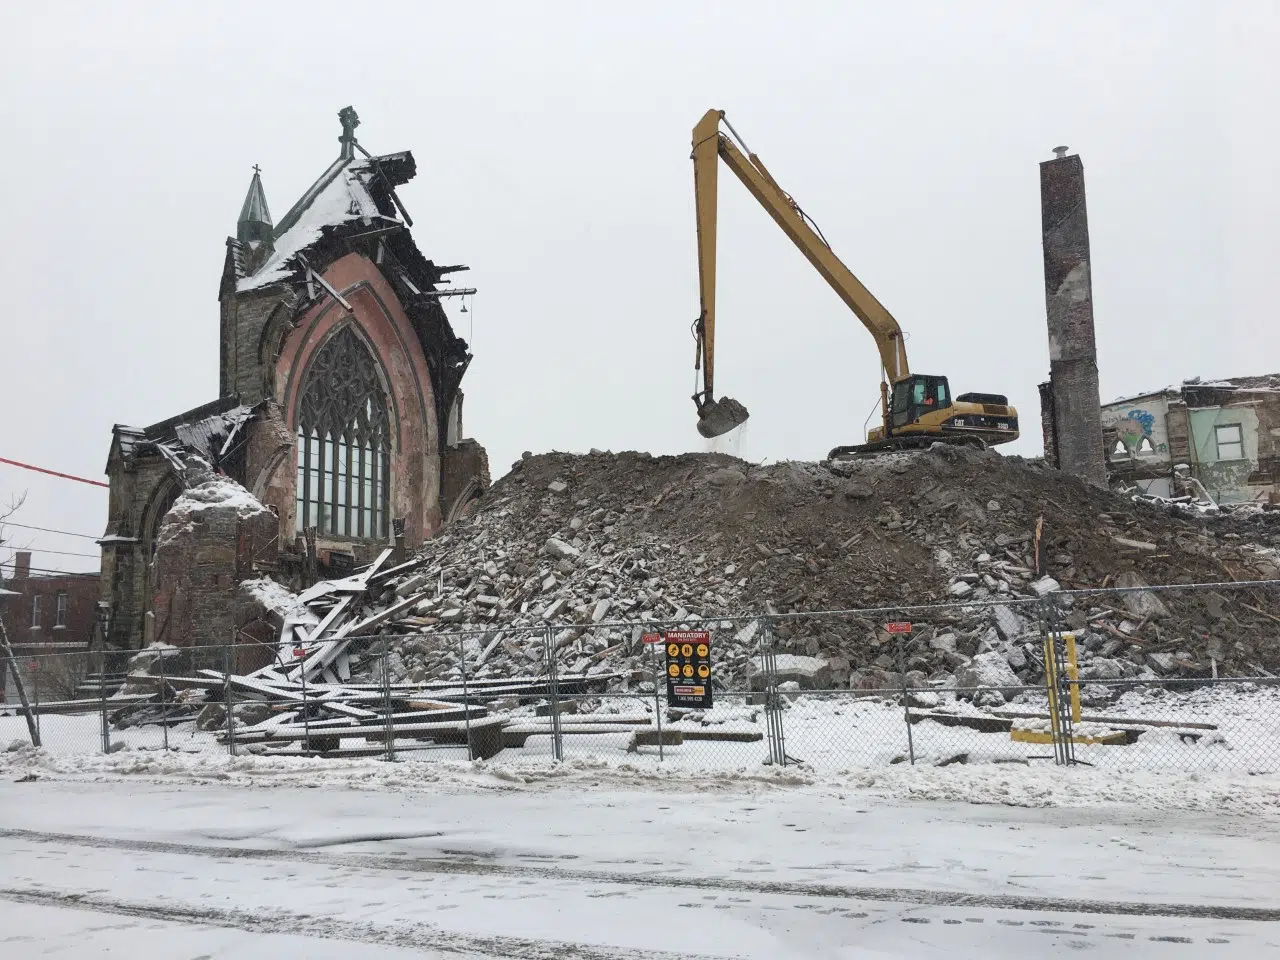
692, 109, 909, 438
690, 109, 1017, 452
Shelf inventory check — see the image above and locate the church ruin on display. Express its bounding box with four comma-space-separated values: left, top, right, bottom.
98, 107, 489, 649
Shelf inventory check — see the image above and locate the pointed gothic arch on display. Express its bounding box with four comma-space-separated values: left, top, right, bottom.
294, 325, 392, 540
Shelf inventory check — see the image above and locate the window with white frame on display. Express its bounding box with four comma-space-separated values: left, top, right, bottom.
1215, 423, 1244, 461
31, 595, 42, 629
55, 591, 68, 628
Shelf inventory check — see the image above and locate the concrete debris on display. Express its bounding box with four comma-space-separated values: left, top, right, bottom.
1031, 576, 1061, 597
1113, 570, 1170, 619
312, 448, 1280, 692
101, 448, 1280, 740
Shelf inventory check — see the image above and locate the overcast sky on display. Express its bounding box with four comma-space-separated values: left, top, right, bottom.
1, 1, 1276, 574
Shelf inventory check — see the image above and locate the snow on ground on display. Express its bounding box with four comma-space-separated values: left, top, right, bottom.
1, 779, 1278, 958
4, 683, 1280, 815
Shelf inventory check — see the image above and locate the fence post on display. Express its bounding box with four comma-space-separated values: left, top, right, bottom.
99, 645, 110, 754
544, 625, 563, 761
458, 632, 474, 761
159, 650, 169, 752
1041, 595, 1075, 766
382, 644, 395, 762
897, 629, 916, 766
32, 657, 41, 744
223, 644, 236, 757
650, 637, 664, 763
759, 618, 787, 766
299, 637, 310, 753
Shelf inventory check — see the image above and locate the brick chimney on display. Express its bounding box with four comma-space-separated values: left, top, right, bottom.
1038, 147, 1106, 485
12, 551, 31, 581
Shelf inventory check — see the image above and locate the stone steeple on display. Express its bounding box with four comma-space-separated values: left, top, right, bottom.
236, 166, 273, 247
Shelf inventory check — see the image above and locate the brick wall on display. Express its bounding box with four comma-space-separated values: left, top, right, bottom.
0, 558, 99, 650
440, 439, 491, 524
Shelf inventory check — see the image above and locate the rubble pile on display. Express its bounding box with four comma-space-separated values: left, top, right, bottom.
353, 445, 1280, 699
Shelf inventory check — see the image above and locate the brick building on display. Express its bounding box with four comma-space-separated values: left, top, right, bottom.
98, 107, 489, 649
0, 551, 99, 649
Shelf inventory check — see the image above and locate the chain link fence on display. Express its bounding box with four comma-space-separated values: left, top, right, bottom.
3, 580, 1278, 774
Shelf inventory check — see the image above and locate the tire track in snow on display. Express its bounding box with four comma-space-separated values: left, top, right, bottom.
3, 827, 1278, 923
0, 886, 719, 960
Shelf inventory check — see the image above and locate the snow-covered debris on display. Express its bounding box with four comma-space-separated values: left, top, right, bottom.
956, 652, 1023, 699
169, 475, 273, 523
241, 577, 316, 627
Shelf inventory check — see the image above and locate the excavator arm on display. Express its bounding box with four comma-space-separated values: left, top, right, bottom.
692, 108, 910, 438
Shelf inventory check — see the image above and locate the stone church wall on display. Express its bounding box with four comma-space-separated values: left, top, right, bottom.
150, 463, 279, 650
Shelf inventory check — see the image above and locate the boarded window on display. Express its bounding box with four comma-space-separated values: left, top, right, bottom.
1215, 423, 1244, 461
295, 327, 391, 540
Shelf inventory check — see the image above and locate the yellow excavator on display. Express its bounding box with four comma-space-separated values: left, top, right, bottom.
691, 109, 1019, 458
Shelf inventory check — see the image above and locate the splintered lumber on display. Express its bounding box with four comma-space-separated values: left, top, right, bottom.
197, 670, 307, 702
1011, 726, 1130, 746
317, 700, 380, 721
299, 595, 353, 646
675, 728, 764, 743
992, 708, 1218, 731
337, 593, 425, 638
367, 553, 428, 585
504, 721, 652, 748
271, 743, 448, 759
1, 695, 154, 716
475, 631, 506, 667
627, 730, 683, 752
405, 698, 484, 711
288, 592, 426, 685
231, 713, 498, 746
228, 704, 486, 739
296, 576, 367, 605
908, 711, 1014, 733
499, 715, 653, 725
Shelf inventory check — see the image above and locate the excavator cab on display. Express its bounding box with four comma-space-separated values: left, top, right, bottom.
889, 375, 951, 430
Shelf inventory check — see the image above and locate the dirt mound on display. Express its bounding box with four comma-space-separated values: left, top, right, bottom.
371, 445, 1280, 691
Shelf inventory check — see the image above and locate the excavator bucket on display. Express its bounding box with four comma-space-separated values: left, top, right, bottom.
696, 397, 750, 438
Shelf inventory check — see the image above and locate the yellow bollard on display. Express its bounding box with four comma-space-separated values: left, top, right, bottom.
1063, 632, 1081, 723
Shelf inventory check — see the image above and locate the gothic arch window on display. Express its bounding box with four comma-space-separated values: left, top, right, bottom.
295, 326, 391, 540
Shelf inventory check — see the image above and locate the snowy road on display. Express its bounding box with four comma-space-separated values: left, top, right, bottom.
2, 779, 1278, 957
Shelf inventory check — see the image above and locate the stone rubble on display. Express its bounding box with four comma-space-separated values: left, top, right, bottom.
230, 446, 1280, 705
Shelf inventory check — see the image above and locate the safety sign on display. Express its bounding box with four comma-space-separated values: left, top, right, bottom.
663, 629, 712, 708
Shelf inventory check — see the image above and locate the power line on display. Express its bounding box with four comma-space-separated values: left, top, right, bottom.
0, 456, 109, 489
2, 546, 101, 559
0, 521, 100, 540
1, 563, 98, 577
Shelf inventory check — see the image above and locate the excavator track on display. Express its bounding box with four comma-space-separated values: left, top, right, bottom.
826, 433, 988, 462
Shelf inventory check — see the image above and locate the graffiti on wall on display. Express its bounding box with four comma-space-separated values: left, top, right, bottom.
1109, 409, 1166, 458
